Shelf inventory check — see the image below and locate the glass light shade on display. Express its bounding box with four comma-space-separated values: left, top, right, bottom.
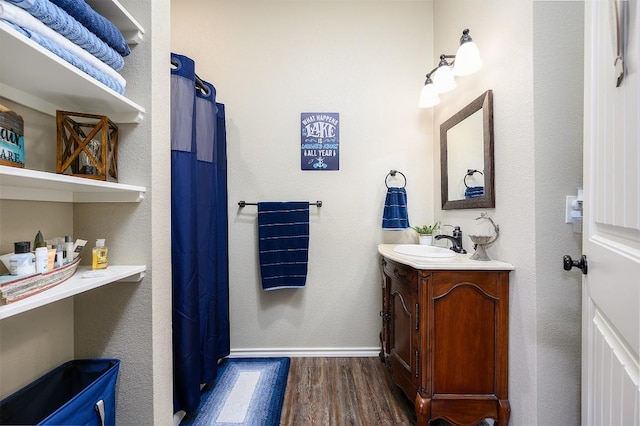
418, 83, 440, 108
453, 41, 483, 76
433, 64, 456, 93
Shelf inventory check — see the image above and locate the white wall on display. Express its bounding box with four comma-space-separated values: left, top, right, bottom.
433, 1, 583, 424
172, 0, 435, 354
73, 1, 174, 424
533, 2, 583, 424
0, 100, 76, 395
0, 1, 174, 424
432, 1, 537, 420
171, 1, 584, 424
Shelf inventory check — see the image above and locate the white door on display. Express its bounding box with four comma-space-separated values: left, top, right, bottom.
582, 1, 640, 425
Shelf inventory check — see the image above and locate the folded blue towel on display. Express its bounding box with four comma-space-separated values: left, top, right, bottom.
4, 0, 124, 70
382, 187, 410, 230
49, 0, 130, 56
258, 202, 309, 291
465, 186, 484, 199
0, 1, 126, 88
2, 20, 124, 94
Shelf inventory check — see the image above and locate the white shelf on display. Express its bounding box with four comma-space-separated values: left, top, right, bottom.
0, 22, 145, 123
0, 166, 146, 203
86, 0, 145, 44
0, 265, 146, 320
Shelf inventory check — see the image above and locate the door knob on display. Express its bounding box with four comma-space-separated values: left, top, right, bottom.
563, 254, 588, 275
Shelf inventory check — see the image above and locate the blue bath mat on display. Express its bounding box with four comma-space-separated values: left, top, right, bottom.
180, 357, 290, 426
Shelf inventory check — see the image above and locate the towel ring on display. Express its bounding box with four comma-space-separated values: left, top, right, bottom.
464, 169, 483, 188
385, 170, 407, 188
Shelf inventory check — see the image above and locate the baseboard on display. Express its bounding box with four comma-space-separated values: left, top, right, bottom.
229, 347, 381, 358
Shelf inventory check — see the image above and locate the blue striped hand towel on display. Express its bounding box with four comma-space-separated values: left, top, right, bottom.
382, 187, 410, 230
258, 202, 309, 291
465, 186, 484, 199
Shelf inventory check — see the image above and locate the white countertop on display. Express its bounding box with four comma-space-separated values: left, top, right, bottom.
378, 244, 515, 271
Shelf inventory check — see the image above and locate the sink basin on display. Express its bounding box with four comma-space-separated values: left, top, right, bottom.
393, 244, 456, 259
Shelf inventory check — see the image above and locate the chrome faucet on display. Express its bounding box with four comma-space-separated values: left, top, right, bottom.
434, 226, 467, 254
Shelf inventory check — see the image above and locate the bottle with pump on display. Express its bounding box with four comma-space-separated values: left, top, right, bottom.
92, 239, 108, 270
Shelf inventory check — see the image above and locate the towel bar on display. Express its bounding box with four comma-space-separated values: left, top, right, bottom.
238, 201, 322, 207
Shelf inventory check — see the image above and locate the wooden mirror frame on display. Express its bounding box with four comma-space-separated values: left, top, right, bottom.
440, 90, 495, 210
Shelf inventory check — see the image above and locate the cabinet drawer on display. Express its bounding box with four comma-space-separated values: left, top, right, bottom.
382, 258, 417, 286
431, 270, 506, 299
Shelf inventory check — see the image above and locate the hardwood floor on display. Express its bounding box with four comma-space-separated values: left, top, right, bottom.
280, 357, 417, 425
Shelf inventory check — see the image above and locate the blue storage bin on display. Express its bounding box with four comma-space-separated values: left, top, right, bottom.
0, 358, 120, 426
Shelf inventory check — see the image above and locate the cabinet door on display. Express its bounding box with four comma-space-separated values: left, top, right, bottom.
429, 271, 509, 398
383, 259, 420, 400
380, 259, 390, 358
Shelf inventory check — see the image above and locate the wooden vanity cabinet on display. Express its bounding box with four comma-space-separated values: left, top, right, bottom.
380, 256, 511, 426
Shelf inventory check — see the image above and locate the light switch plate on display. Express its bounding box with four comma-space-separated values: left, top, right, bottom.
565, 195, 578, 223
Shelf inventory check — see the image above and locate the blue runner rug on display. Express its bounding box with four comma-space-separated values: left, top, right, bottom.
180, 357, 290, 426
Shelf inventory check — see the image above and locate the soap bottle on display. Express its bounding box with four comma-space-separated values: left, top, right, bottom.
92, 239, 108, 270
63, 235, 74, 264
9, 241, 35, 275
54, 244, 64, 268
35, 246, 49, 273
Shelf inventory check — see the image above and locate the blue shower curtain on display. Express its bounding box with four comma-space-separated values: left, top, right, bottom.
171, 53, 230, 414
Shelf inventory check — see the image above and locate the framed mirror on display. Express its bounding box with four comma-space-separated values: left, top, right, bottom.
440, 90, 494, 210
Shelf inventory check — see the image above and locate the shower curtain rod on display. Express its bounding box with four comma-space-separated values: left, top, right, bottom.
170, 58, 210, 95
238, 201, 323, 207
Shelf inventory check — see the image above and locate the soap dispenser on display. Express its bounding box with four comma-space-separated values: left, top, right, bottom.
92, 239, 108, 270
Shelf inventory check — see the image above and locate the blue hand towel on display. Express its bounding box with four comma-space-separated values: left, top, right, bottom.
465, 186, 484, 199
258, 202, 309, 291
48, 0, 131, 56
382, 187, 410, 230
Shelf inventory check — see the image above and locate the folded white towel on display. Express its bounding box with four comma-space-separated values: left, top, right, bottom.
0, 0, 125, 88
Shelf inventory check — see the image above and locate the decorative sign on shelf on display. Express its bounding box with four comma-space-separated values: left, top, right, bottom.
301, 112, 339, 170
56, 110, 118, 182
0, 104, 25, 168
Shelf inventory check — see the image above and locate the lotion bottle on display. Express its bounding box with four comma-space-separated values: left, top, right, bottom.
9, 241, 35, 275
35, 246, 49, 273
92, 239, 108, 270
63, 235, 74, 264
54, 244, 64, 268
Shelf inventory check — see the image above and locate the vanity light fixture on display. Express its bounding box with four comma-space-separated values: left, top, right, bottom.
418, 75, 441, 108
419, 28, 482, 108
433, 55, 457, 93
453, 29, 483, 76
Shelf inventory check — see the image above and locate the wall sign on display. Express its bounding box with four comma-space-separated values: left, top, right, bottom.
301, 112, 339, 170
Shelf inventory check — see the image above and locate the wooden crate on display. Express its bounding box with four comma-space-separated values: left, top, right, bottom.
56, 111, 118, 182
